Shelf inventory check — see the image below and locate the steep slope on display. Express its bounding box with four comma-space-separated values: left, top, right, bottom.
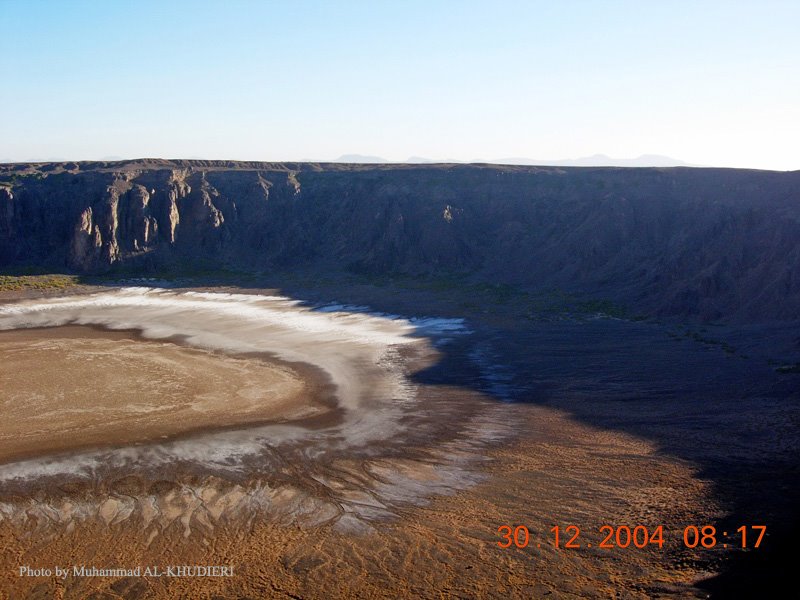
1, 160, 799, 322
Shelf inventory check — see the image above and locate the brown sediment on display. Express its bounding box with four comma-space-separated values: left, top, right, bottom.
0, 404, 720, 599
0, 325, 339, 464
0, 286, 791, 598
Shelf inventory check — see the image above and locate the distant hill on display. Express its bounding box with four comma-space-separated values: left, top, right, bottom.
330, 153, 697, 167
2, 153, 698, 168
332, 154, 389, 163
489, 154, 697, 167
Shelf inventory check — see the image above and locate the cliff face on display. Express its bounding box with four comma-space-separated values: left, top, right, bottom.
1, 160, 800, 322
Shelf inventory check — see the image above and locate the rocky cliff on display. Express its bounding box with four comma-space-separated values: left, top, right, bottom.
1, 160, 799, 322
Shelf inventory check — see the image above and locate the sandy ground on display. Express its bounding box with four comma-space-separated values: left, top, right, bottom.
0, 403, 720, 600
0, 284, 797, 599
0, 326, 329, 464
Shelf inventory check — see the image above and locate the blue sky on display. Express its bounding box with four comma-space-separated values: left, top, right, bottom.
1, 0, 798, 169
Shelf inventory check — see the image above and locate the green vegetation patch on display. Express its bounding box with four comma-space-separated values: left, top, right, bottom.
344, 269, 632, 320
667, 327, 747, 358
0, 274, 79, 291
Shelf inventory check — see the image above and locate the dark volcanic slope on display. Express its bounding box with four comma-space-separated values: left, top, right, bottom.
1, 160, 799, 321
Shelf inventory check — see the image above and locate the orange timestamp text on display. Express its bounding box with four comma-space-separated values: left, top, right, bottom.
497, 524, 767, 550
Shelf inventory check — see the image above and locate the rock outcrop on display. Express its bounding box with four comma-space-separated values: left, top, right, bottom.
1, 160, 799, 322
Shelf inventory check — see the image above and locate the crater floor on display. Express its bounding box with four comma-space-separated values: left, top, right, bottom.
0, 326, 326, 464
